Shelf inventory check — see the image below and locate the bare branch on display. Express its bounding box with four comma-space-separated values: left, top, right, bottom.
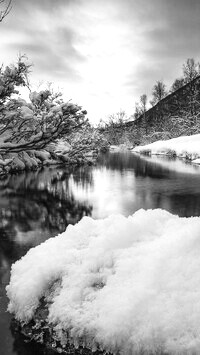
0, 0, 12, 22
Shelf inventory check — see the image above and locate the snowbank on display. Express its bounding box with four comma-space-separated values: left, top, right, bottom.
133, 133, 200, 163
7, 209, 200, 354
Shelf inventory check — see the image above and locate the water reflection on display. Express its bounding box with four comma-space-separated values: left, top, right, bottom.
71, 152, 200, 218
0, 166, 93, 355
0, 167, 93, 249
1, 152, 200, 355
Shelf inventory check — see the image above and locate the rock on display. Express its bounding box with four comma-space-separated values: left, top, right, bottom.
43, 159, 59, 166
0, 158, 13, 167
7, 153, 26, 171
25, 151, 39, 169
20, 106, 34, 119
57, 154, 69, 163
19, 151, 35, 169
34, 150, 51, 162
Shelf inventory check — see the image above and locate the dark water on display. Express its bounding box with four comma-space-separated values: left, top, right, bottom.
1, 151, 200, 355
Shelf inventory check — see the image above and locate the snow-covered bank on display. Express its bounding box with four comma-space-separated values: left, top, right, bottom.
0, 140, 97, 176
7, 209, 200, 354
133, 133, 200, 164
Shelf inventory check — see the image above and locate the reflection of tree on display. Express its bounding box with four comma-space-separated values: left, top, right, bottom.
0, 166, 93, 270
71, 165, 94, 189
97, 151, 200, 218
0, 228, 22, 265
0, 167, 93, 355
98, 151, 171, 178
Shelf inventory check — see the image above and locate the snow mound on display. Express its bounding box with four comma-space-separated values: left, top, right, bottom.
133, 133, 200, 162
7, 209, 200, 354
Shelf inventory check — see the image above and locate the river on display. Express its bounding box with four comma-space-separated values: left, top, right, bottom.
1, 151, 200, 355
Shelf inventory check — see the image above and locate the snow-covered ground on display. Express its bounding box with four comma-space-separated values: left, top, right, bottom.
133, 134, 200, 164
7, 209, 200, 354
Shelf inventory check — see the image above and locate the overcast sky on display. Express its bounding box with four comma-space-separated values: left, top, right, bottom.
1, 0, 200, 123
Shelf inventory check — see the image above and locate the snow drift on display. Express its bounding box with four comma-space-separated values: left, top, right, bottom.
133, 133, 200, 164
7, 209, 200, 354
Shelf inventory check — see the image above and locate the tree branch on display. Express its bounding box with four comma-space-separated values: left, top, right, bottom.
0, 0, 12, 22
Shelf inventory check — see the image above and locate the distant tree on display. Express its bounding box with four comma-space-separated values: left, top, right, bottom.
134, 102, 142, 120
150, 80, 167, 106
97, 110, 133, 146
68, 126, 108, 159
140, 94, 147, 113
97, 118, 106, 129
170, 78, 185, 92
0, 0, 12, 22
108, 109, 127, 126
183, 58, 200, 84
182, 58, 200, 116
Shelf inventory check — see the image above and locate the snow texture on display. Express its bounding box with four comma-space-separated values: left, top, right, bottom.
7, 209, 200, 354
133, 133, 200, 163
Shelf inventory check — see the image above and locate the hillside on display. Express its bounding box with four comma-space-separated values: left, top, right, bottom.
128, 75, 200, 144
99, 76, 200, 146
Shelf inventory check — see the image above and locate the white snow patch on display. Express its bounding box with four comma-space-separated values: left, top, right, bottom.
192, 158, 200, 165
6, 209, 200, 354
133, 134, 200, 163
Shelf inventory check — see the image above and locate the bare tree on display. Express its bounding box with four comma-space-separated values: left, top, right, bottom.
140, 94, 147, 113
140, 94, 148, 133
0, 0, 12, 22
108, 110, 127, 127
133, 102, 142, 120
183, 58, 200, 84
182, 58, 200, 115
170, 78, 185, 93
150, 80, 167, 106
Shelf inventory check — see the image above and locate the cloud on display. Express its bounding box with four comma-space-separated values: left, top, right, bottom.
1, 0, 200, 121
0, 2, 86, 82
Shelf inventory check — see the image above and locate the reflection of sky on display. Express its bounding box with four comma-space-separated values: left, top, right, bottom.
69, 169, 149, 217
70, 169, 137, 218
69, 167, 167, 218
69, 155, 200, 218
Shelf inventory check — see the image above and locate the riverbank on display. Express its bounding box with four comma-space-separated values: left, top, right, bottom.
132, 133, 200, 165
0, 140, 100, 177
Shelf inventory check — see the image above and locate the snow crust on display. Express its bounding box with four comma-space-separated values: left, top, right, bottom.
7, 209, 200, 354
133, 133, 200, 163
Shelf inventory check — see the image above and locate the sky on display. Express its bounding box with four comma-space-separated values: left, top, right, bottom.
1, 0, 200, 123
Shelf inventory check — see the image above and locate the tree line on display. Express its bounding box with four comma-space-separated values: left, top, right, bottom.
134, 58, 200, 120
98, 57, 200, 146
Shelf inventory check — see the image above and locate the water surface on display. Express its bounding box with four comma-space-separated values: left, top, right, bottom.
1, 151, 200, 355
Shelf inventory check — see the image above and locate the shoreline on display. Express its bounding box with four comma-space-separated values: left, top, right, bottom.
0, 148, 98, 177
132, 150, 200, 166
132, 133, 200, 166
